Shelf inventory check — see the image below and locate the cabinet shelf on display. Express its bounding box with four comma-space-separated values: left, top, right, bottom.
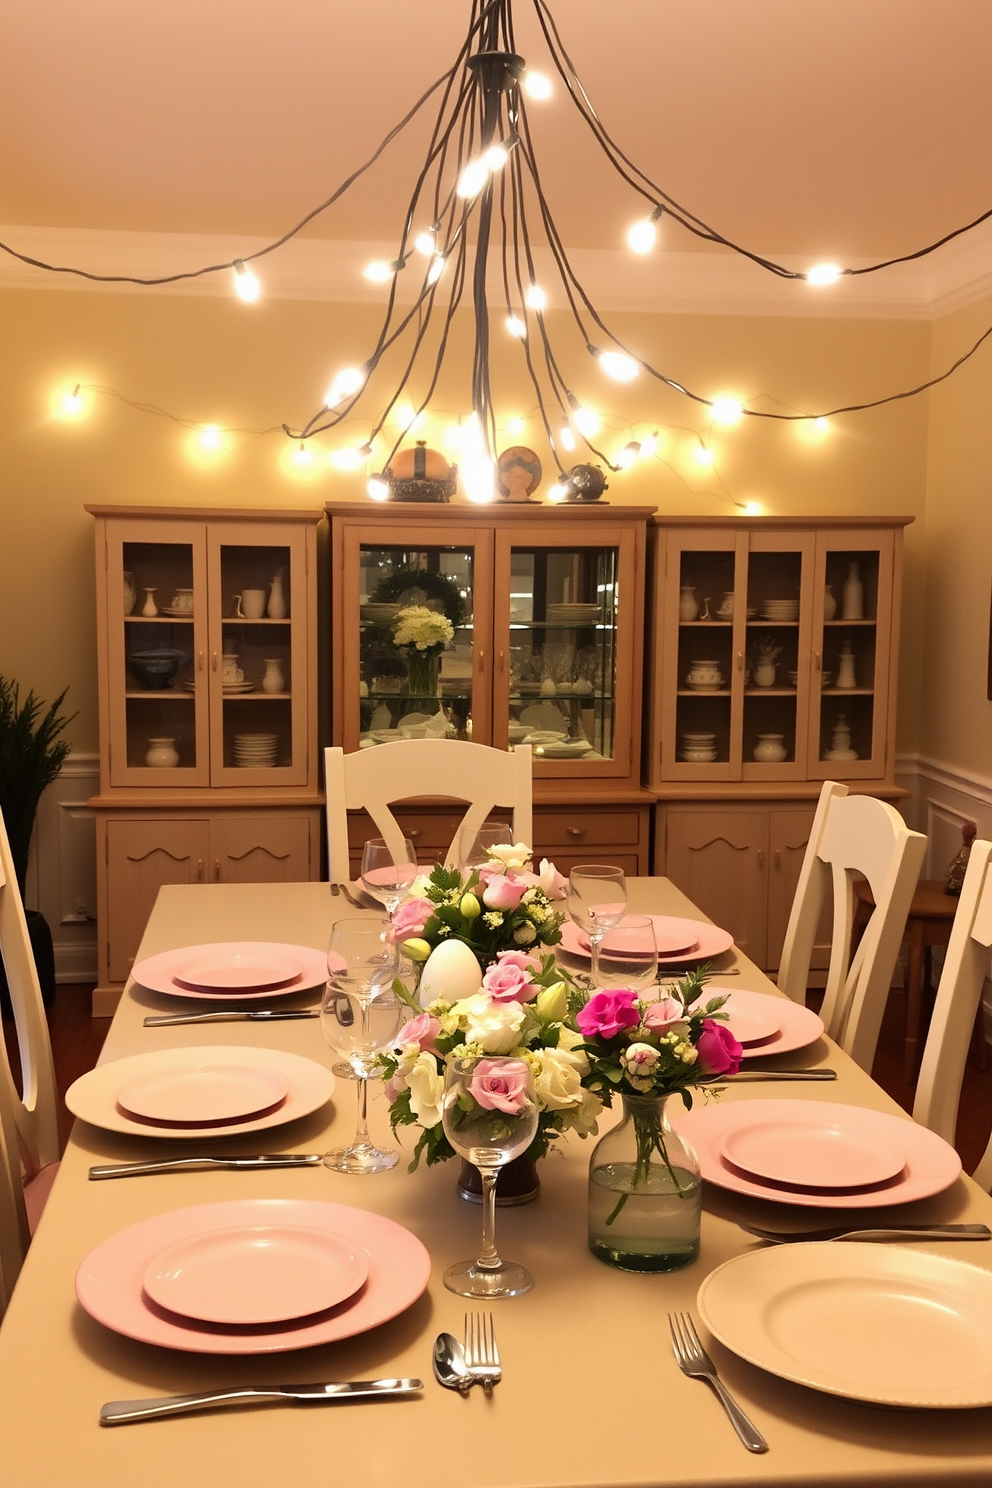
744, 688, 796, 697
223, 691, 293, 701
821, 687, 874, 696
125, 615, 194, 624
222, 617, 291, 625
124, 690, 194, 700
509, 621, 613, 632
747, 620, 800, 628
823, 618, 876, 626
680, 620, 733, 628
677, 688, 731, 697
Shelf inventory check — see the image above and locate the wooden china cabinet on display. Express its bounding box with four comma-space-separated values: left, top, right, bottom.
87, 506, 323, 1012
646, 515, 913, 975
326, 502, 655, 878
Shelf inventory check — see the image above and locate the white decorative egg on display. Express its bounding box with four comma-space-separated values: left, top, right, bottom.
539, 678, 557, 697
419, 938, 483, 1005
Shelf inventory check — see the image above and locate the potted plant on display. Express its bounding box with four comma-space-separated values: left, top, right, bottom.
0, 675, 75, 1013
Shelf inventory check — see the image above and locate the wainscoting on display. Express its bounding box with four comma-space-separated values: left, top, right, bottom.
25, 753, 99, 984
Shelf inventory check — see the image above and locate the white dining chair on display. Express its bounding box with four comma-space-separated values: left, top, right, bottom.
912, 838, 992, 1189
0, 806, 62, 1193
776, 781, 927, 1072
324, 741, 533, 883
0, 1052, 30, 1318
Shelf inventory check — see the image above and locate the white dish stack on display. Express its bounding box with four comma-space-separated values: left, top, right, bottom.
762, 599, 800, 622
680, 731, 718, 762
233, 732, 280, 768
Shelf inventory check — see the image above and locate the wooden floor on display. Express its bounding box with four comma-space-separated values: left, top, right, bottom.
6, 980, 992, 1176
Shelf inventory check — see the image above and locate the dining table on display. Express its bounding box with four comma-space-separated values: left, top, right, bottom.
2, 876, 992, 1488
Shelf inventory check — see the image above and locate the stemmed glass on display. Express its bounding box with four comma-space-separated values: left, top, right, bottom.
441, 1056, 539, 1298
459, 820, 513, 872
320, 918, 407, 1175
361, 837, 418, 924
567, 865, 627, 988
596, 914, 658, 993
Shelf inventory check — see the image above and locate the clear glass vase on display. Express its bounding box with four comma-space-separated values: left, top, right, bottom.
406, 649, 440, 697
588, 1093, 701, 1272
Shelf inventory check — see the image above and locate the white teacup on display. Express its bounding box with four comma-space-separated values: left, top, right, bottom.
170, 588, 194, 612
235, 589, 267, 620
222, 654, 244, 684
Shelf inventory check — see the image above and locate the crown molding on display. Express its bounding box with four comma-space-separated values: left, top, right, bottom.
2, 220, 991, 320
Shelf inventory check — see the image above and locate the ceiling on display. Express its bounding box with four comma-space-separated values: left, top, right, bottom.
2, 0, 991, 265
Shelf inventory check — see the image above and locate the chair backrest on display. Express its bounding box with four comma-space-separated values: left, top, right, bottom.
777, 781, 927, 1071
0, 807, 61, 1176
913, 839, 992, 1189
325, 741, 533, 882
0, 1049, 30, 1318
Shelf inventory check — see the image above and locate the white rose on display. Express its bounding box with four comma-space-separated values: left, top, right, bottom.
513, 922, 537, 945
459, 993, 526, 1053
487, 842, 533, 870
533, 1044, 586, 1110
534, 980, 568, 1024
408, 873, 435, 900
406, 1051, 445, 1128
567, 1087, 604, 1137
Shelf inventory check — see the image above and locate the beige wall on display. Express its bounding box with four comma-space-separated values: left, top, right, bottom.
0, 286, 930, 754
920, 294, 992, 777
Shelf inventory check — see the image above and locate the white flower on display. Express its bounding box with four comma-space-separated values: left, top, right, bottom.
677, 1042, 698, 1065
408, 872, 434, 899
566, 1087, 604, 1137
513, 922, 537, 945
457, 993, 526, 1053
533, 1044, 586, 1110
621, 1042, 661, 1085
487, 842, 533, 870
391, 605, 454, 652
483, 911, 504, 927
534, 980, 568, 1024
406, 1051, 445, 1127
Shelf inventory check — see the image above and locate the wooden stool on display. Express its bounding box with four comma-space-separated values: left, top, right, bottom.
852, 878, 959, 1084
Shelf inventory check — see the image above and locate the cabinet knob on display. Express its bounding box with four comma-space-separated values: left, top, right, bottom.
736, 650, 744, 671
211, 651, 218, 672
774, 848, 781, 868
407, 829, 422, 840
197, 650, 204, 671
196, 858, 204, 882
814, 651, 821, 671
566, 826, 585, 838
214, 859, 221, 882
757, 848, 764, 869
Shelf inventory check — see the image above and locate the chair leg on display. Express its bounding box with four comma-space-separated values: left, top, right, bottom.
903, 929, 925, 1086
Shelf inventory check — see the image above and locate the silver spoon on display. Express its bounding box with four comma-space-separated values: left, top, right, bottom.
433, 1332, 472, 1393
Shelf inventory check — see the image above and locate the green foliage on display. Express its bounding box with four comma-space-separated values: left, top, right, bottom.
0, 676, 75, 895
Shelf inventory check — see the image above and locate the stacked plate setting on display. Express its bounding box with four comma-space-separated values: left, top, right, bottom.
680, 731, 717, 762
546, 602, 602, 623
762, 598, 800, 621
234, 732, 279, 767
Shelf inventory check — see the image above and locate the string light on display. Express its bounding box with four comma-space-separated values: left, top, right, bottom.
806, 263, 842, 286
367, 476, 390, 500
627, 205, 664, 255
505, 416, 526, 435
233, 259, 260, 302
427, 254, 447, 285
615, 441, 640, 469
639, 431, 660, 457
414, 230, 436, 256
559, 426, 576, 451
693, 443, 714, 466
522, 70, 552, 100
363, 259, 398, 283
743, 500, 764, 515
546, 481, 567, 502
572, 406, 600, 438
505, 315, 527, 339
59, 383, 85, 417
292, 441, 314, 467
199, 425, 223, 451
815, 416, 830, 432
457, 159, 491, 198
711, 397, 743, 425
596, 349, 640, 383
329, 446, 367, 471
524, 284, 547, 311
325, 366, 366, 408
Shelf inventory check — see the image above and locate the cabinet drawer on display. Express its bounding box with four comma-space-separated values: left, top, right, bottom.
546, 852, 642, 878
347, 808, 461, 854
535, 809, 643, 849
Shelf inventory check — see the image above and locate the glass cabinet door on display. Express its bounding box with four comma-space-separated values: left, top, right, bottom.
809, 531, 895, 780
661, 533, 743, 780
339, 525, 492, 751
208, 525, 310, 786
741, 533, 814, 781
494, 522, 639, 778
107, 520, 209, 787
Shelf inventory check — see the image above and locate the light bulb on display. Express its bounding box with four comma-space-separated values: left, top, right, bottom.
367, 477, 390, 501
393, 400, 416, 429
524, 284, 546, 311
505, 416, 525, 436
557, 426, 576, 452
293, 442, 314, 467
711, 397, 743, 425
457, 159, 490, 198
462, 450, 495, 503
815, 416, 829, 432
639, 431, 659, 458
616, 441, 640, 470
505, 315, 527, 339
806, 262, 841, 286
693, 444, 714, 466
427, 254, 446, 286
325, 366, 365, 407
627, 218, 657, 254
199, 425, 223, 452
414, 230, 436, 256
233, 259, 260, 302
573, 406, 599, 438
60, 383, 85, 416
363, 260, 394, 283
330, 446, 365, 471
546, 482, 567, 503
444, 420, 468, 452
743, 500, 764, 515
523, 71, 552, 100
483, 142, 510, 171
598, 349, 640, 383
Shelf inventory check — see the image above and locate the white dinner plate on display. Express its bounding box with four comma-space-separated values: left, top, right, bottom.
142, 1224, 369, 1325
698, 1243, 992, 1407
116, 1062, 290, 1125
66, 1045, 334, 1139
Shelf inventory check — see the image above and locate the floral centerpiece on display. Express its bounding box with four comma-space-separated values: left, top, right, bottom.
390, 604, 454, 696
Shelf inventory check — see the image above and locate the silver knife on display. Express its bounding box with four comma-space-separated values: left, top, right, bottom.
144, 1010, 319, 1027
717, 1068, 837, 1082
89, 1154, 323, 1180
100, 1377, 424, 1426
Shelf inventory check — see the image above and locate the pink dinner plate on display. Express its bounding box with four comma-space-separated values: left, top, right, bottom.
116, 1063, 290, 1125
709, 990, 781, 1047
677, 1099, 962, 1208
173, 949, 304, 993
76, 1199, 431, 1353
718, 1114, 907, 1190
142, 1224, 370, 1326
66, 1045, 334, 1139
559, 915, 732, 966
131, 942, 340, 1002
706, 988, 824, 1059
362, 865, 419, 893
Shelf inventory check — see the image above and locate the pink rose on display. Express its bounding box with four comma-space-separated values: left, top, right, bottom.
482, 961, 538, 1004
576, 989, 640, 1041
480, 868, 528, 911
469, 1057, 530, 1114
642, 997, 687, 1035
387, 897, 433, 944
384, 1073, 406, 1103
696, 1019, 743, 1077
495, 949, 542, 975
394, 1012, 441, 1052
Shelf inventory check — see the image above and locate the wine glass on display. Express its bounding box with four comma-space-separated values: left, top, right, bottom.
361, 837, 418, 919
441, 1056, 539, 1298
567, 865, 627, 987
320, 918, 406, 1174
459, 820, 513, 872
596, 914, 658, 992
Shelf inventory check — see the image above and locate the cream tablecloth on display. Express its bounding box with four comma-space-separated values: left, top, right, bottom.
1, 879, 991, 1487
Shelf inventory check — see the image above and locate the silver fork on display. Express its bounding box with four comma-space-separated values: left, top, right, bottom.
463, 1312, 502, 1394
668, 1312, 767, 1453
